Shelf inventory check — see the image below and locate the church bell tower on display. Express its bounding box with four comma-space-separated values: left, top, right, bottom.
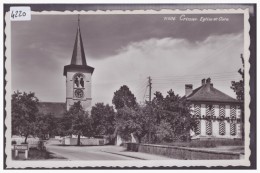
63, 16, 94, 111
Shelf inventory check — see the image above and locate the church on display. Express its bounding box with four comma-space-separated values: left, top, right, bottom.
38, 18, 242, 142
38, 18, 94, 116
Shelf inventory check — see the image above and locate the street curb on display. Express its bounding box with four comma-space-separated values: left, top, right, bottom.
101, 150, 146, 160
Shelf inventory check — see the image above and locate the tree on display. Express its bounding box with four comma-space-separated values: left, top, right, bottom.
112, 85, 137, 110
151, 91, 165, 124
35, 113, 57, 140
154, 120, 173, 143
231, 54, 244, 101
164, 90, 194, 141
61, 101, 93, 145
112, 85, 150, 143
91, 103, 116, 138
115, 106, 150, 143
12, 91, 39, 143
151, 90, 195, 142
231, 54, 244, 139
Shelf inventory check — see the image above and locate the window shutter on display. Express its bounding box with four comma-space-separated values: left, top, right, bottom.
230, 122, 236, 136
219, 121, 225, 135
206, 120, 212, 135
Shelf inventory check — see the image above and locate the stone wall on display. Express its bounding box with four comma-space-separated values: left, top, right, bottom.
63, 137, 105, 146
124, 143, 240, 160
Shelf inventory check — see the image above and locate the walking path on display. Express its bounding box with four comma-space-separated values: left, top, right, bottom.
100, 146, 173, 160
46, 140, 172, 160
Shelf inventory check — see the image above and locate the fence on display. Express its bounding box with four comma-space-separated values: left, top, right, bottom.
62, 137, 105, 146
124, 143, 240, 160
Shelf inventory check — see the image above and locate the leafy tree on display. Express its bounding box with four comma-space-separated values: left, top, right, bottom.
115, 106, 149, 143
91, 103, 116, 138
151, 90, 195, 142
115, 103, 157, 143
231, 54, 244, 139
112, 85, 137, 110
11, 91, 39, 143
115, 107, 137, 142
61, 101, 93, 145
154, 120, 173, 143
113, 85, 151, 143
138, 103, 157, 143
35, 113, 57, 140
231, 54, 244, 101
164, 90, 194, 141
112, 85, 194, 144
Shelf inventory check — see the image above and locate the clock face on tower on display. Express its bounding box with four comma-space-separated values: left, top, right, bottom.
74, 89, 84, 98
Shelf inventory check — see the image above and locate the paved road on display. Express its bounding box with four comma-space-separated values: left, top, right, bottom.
46, 144, 138, 160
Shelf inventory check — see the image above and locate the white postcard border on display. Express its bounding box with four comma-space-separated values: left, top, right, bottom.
5, 8, 251, 168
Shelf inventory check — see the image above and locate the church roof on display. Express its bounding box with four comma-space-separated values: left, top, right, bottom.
186, 79, 239, 103
63, 16, 95, 76
38, 102, 66, 118
71, 19, 87, 66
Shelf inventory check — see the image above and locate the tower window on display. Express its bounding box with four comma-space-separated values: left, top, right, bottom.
74, 73, 84, 88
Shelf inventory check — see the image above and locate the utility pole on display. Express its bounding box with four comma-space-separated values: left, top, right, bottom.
148, 76, 152, 143
148, 76, 152, 102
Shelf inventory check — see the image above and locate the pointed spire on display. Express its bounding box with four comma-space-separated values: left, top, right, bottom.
70, 15, 87, 66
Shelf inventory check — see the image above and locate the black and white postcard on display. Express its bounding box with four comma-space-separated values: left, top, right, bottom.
3, 4, 256, 169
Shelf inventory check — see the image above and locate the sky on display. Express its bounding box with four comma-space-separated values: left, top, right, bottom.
11, 13, 244, 105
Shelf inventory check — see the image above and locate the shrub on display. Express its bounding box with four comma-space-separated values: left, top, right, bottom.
37, 140, 46, 151
11, 141, 17, 145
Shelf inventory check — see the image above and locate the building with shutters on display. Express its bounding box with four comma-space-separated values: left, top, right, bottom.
184, 78, 242, 140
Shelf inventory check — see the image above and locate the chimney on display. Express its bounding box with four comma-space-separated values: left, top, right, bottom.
201, 78, 206, 86
206, 78, 211, 92
206, 78, 211, 84
185, 84, 193, 97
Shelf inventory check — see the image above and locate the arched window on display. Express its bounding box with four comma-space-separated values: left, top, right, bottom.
73, 73, 84, 88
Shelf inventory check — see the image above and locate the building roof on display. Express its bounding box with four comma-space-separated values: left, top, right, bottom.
186, 79, 239, 103
63, 16, 94, 76
38, 102, 66, 118
71, 18, 87, 66
63, 64, 94, 76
